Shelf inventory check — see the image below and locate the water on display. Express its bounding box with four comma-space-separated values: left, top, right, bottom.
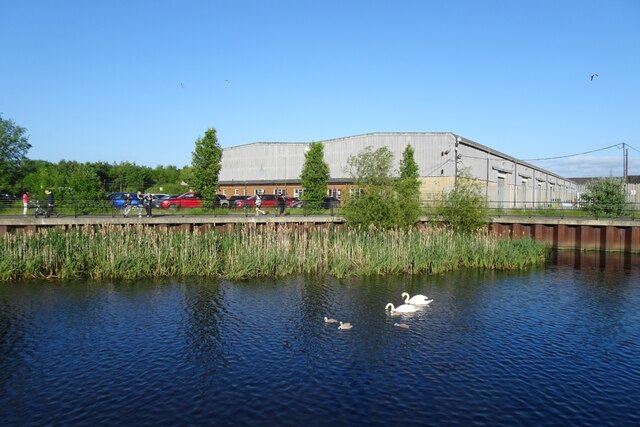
1, 252, 639, 426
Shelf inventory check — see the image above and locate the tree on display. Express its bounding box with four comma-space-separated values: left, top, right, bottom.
191, 128, 222, 203
438, 168, 488, 233
394, 144, 422, 228
343, 146, 398, 229
0, 114, 31, 190
580, 177, 627, 217
300, 142, 330, 212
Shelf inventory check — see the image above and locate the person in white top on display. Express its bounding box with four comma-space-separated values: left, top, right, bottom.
255, 194, 266, 215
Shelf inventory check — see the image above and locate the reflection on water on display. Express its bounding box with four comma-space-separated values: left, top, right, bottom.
0, 253, 639, 426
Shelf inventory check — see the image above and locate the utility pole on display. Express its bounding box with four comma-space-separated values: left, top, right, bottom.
623, 143, 628, 183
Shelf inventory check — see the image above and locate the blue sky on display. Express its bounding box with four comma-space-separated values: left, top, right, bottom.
2, 0, 639, 177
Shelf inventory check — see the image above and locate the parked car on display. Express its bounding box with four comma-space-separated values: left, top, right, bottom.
228, 195, 250, 205
232, 194, 296, 209
212, 194, 230, 208
159, 192, 203, 209
291, 197, 341, 209
151, 194, 173, 208
159, 192, 229, 209
107, 192, 141, 209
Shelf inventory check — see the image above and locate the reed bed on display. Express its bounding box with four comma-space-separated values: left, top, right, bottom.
0, 224, 548, 282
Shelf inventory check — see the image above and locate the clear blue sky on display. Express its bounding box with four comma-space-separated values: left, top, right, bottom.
2, 0, 639, 177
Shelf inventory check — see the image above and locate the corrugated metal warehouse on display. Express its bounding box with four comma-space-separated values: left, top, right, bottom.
218, 132, 578, 208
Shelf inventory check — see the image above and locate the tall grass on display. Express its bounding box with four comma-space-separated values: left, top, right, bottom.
0, 224, 548, 282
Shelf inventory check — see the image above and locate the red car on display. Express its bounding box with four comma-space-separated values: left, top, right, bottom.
232, 195, 296, 208
160, 192, 204, 209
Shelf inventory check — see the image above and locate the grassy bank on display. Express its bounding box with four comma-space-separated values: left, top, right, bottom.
0, 225, 548, 281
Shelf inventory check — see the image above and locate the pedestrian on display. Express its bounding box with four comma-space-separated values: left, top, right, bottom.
144, 192, 153, 217
45, 190, 54, 218
277, 194, 286, 217
22, 191, 29, 216
255, 194, 266, 216
123, 192, 132, 217
135, 191, 144, 217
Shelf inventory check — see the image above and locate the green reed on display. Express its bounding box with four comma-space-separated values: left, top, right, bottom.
0, 224, 548, 282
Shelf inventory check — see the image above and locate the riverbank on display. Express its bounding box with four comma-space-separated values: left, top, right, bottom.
0, 224, 547, 282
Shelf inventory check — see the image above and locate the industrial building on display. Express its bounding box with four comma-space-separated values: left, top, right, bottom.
218, 132, 578, 209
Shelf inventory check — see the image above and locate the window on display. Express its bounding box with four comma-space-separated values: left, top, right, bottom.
255, 189, 264, 195
327, 188, 342, 199
349, 188, 363, 198
274, 188, 285, 196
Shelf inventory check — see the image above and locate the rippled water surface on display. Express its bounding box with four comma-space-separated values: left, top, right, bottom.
1, 252, 640, 426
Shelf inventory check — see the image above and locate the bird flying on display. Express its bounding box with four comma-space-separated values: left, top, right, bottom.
590, 74, 598, 81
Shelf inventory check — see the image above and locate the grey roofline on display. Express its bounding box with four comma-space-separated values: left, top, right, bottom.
452, 133, 576, 184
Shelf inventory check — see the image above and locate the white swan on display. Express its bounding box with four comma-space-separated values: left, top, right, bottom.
324, 316, 338, 324
401, 292, 433, 305
394, 323, 410, 329
338, 321, 352, 330
385, 302, 417, 313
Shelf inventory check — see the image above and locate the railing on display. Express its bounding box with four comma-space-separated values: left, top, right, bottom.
1, 198, 640, 219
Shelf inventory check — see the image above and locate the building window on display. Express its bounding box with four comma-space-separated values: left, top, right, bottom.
234, 188, 239, 196
349, 188, 363, 198
293, 188, 304, 199
255, 189, 264, 195
275, 188, 285, 196
327, 188, 343, 200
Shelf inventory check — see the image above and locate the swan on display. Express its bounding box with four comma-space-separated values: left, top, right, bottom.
401, 292, 433, 305
385, 302, 417, 313
394, 323, 410, 329
324, 316, 338, 324
338, 321, 352, 330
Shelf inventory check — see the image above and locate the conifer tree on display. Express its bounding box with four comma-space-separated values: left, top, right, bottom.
191, 128, 223, 204
394, 144, 422, 228
300, 142, 330, 212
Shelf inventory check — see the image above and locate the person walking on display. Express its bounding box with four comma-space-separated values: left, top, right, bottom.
144, 192, 153, 217
255, 194, 266, 216
277, 194, 286, 217
45, 190, 55, 218
135, 191, 144, 217
22, 191, 29, 216
123, 192, 132, 217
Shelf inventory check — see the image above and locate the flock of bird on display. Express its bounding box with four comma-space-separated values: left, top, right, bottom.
324, 291, 433, 331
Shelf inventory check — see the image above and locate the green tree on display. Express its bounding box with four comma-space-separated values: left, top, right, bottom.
191, 128, 222, 203
343, 146, 398, 229
22, 160, 103, 212
438, 168, 488, 233
580, 177, 627, 217
64, 162, 105, 212
394, 144, 422, 228
300, 142, 330, 212
22, 161, 64, 202
0, 114, 31, 191
107, 162, 153, 192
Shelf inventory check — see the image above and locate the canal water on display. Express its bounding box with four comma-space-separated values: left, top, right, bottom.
1, 251, 639, 426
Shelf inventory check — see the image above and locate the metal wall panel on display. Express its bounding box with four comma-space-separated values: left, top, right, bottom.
218, 132, 578, 204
